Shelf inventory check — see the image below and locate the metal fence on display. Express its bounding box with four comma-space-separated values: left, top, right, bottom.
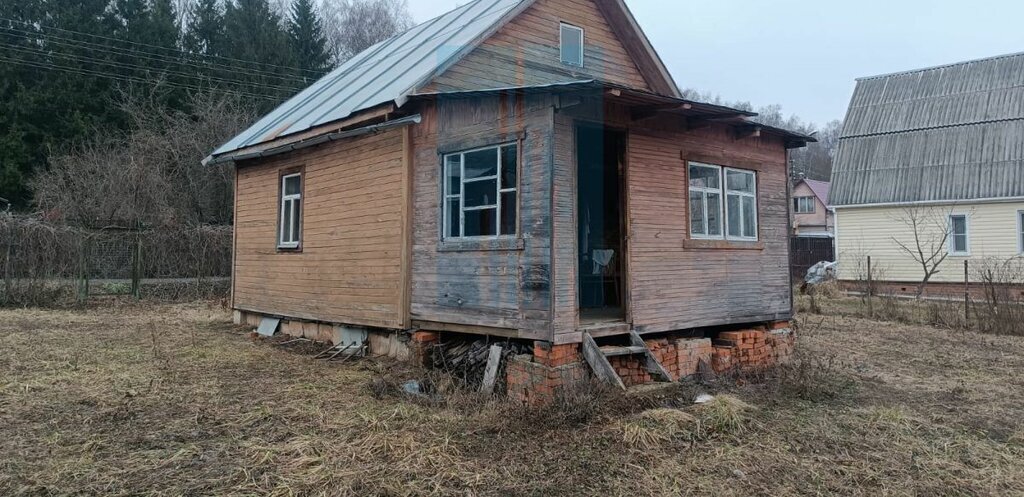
790, 236, 835, 279
1, 214, 232, 306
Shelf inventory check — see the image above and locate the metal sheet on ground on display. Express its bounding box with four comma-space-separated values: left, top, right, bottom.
257, 317, 281, 337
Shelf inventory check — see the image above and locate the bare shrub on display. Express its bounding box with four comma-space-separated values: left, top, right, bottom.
32, 91, 255, 227
0, 213, 82, 307
972, 257, 1024, 336
756, 349, 857, 403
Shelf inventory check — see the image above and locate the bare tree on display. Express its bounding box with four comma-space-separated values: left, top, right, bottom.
32, 89, 255, 227
890, 206, 960, 299
319, 0, 412, 63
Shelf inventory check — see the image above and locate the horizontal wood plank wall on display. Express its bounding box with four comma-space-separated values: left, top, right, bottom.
233, 129, 407, 329
627, 117, 792, 333
429, 0, 650, 92
410, 95, 554, 341
553, 100, 791, 337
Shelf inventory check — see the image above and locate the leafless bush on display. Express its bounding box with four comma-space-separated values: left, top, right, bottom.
32, 91, 255, 227
972, 257, 1024, 336
0, 213, 81, 306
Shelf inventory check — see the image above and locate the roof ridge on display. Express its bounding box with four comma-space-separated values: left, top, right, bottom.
856, 50, 1024, 82
839, 116, 1024, 140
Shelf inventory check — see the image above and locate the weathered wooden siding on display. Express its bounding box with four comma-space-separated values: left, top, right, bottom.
626, 121, 793, 333
233, 129, 408, 329
551, 101, 792, 337
410, 95, 555, 340
429, 0, 651, 92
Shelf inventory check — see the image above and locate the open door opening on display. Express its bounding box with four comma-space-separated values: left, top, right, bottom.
576, 124, 626, 324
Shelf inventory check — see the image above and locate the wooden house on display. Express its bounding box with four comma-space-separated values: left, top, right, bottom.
832, 53, 1024, 298
206, 0, 812, 392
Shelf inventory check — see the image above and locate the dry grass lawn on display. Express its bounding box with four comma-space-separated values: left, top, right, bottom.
1, 301, 1024, 496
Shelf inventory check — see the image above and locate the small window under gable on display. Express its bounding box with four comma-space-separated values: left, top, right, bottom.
1018, 210, 1024, 255
560, 22, 584, 67
949, 214, 969, 256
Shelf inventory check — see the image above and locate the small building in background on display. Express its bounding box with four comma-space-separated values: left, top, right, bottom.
791, 178, 833, 237
831, 52, 1024, 297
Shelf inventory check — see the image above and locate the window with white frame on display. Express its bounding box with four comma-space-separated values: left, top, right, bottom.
278, 173, 302, 249
948, 214, 969, 255
1018, 210, 1024, 254
688, 162, 758, 241
443, 143, 518, 239
794, 196, 816, 214
559, 23, 584, 67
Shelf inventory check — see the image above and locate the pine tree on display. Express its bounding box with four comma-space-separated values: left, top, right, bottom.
287, 0, 332, 81
184, 0, 225, 56
223, 0, 297, 104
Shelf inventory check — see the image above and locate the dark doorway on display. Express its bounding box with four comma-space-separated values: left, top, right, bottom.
576, 124, 626, 323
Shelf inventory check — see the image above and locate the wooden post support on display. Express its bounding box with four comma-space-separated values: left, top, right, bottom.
866, 256, 873, 296
131, 235, 142, 300
77, 238, 89, 304
480, 344, 503, 395
3, 241, 11, 301
964, 260, 970, 324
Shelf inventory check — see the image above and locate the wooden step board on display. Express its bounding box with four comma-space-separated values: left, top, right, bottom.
582, 331, 673, 390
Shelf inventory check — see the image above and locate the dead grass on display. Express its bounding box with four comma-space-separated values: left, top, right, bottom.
2, 302, 1024, 495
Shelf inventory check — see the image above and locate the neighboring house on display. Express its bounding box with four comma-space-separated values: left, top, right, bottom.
206, 0, 812, 394
791, 179, 833, 237
831, 52, 1024, 296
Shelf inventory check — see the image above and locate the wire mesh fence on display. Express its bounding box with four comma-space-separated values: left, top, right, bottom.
0, 214, 231, 307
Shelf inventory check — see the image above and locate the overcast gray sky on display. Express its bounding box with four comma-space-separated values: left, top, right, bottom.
407, 0, 1024, 129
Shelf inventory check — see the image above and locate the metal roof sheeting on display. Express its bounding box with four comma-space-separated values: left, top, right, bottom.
831, 52, 1024, 206
212, 0, 526, 157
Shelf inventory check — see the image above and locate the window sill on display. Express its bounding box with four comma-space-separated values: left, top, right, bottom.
683, 239, 764, 251
439, 238, 525, 253
276, 245, 303, 254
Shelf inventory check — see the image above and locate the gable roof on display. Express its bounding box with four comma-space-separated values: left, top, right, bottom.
831, 51, 1024, 206
210, 0, 680, 160
798, 179, 830, 206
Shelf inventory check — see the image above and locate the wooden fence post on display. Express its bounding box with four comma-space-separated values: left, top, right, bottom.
964, 260, 970, 325
867, 256, 873, 296
131, 234, 142, 300
3, 241, 11, 302
77, 237, 89, 304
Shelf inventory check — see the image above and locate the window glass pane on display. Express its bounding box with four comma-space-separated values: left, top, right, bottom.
707, 192, 722, 236
501, 145, 517, 190
464, 208, 497, 237
560, 24, 583, 65
689, 164, 720, 189
953, 234, 967, 253
500, 192, 516, 235
726, 169, 754, 193
291, 201, 301, 242
727, 194, 742, 238
689, 191, 705, 236
951, 216, 967, 236
1019, 212, 1024, 252
284, 175, 301, 196
446, 198, 460, 238
741, 196, 756, 238
464, 148, 498, 180
282, 201, 292, 242
464, 179, 498, 207
445, 155, 461, 195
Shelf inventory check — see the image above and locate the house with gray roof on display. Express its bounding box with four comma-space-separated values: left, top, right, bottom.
831, 52, 1024, 293
210, 0, 812, 395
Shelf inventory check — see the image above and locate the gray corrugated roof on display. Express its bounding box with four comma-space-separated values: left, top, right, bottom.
212, 0, 527, 157
831, 51, 1024, 206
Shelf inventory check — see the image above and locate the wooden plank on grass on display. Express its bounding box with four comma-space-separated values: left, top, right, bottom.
480, 344, 503, 394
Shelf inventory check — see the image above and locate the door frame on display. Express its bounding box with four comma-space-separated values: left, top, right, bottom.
572, 120, 631, 324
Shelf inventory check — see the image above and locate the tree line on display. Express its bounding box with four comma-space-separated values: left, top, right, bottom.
0, 0, 411, 210
681, 89, 841, 184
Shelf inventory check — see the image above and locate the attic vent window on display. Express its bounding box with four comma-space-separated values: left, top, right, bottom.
560, 23, 584, 67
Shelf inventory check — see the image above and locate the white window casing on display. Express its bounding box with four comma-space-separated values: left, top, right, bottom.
1018, 210, 1024, 255
442, 143, 518, 240
794, 196, 816, 214
948, 214, 970, 256
688, 162, 758, 242
559, 23, 584, 67
278, 173, 302, 249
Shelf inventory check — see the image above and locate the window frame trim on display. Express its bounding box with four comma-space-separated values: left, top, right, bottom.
277, 170, 304, 251
723, 167, 759, 242
559, 22, 585, 68
1017, 209, 1024, 255
947, 213, 971, 256
794, 196, 816, 214
442, 142, 519, 242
